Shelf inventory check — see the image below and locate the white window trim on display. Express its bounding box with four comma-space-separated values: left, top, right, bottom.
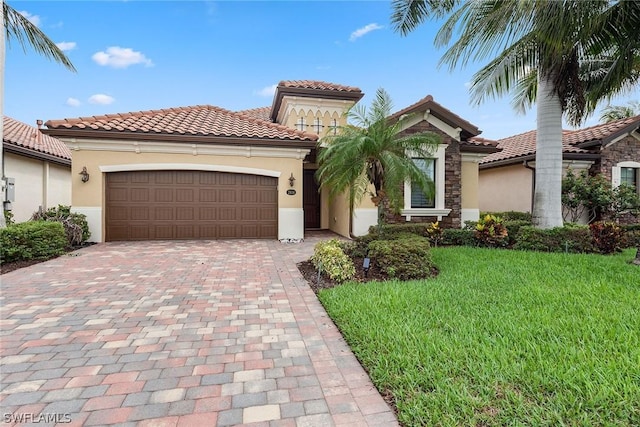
612, 161, 640, 189
402, 144, 451, 221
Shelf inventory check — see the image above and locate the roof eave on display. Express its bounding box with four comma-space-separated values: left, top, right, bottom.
41, 128, 318, 149
479, 152, 600, 169
391, 100, 481, 138
3, 142, 71, 167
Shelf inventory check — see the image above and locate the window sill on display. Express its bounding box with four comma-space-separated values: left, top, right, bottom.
401, 208, 451, 221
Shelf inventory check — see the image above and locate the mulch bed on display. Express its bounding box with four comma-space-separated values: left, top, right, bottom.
1, 243, 96, 275
297, 256, 390, 294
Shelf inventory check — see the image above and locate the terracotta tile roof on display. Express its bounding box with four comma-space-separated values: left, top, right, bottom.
481, 115, 640, 165
238, 106, 272, 122
564, 114, 640, 146
390, 95, 481, 139
464, 137, 500, 148
45, 105, 317, 141
278, 80, 362, 93
3, 116, 71, 161
481, 130, 596, 165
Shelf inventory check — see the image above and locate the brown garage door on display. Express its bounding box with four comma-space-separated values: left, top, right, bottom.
105, 170, 277, 241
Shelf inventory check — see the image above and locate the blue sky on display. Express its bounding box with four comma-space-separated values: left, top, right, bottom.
6, 1, 640, 140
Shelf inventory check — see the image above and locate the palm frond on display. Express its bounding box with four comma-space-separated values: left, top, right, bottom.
4, 2, 76, 71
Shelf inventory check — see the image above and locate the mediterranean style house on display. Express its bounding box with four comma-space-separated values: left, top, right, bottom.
43, 80, 498, 242
478, 115, 640, 215
2, 116, 72, 222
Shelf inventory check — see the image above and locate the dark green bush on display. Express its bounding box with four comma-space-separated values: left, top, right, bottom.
31, 205, 90, 246
623, 230, 640, 248
370, 223, 430, 238
441, 229, 476, 246
514, 225, 595, 253
0, 221, 67, 263
367, 235, 435, 280
590, 222, 624, 254
503, 220, 532, 245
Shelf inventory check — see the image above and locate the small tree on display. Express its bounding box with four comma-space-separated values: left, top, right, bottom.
316, 88, 441, 231
561, 170, 613, 223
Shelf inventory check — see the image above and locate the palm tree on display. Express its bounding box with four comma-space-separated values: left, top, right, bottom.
1, 1, 75, 227
316, 88, 441, 231
600, 101, 640, 123
391, 0, 640, 229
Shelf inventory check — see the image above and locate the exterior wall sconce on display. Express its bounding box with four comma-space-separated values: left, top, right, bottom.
288, 173, 295, 187
79, 167, 90, 183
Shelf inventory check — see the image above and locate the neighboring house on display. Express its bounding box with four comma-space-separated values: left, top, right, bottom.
478, 115, 640, 215
43, 80, 498, 242
2, 116, 72, 222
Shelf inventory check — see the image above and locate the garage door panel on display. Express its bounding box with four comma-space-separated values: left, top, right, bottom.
176, 207, 195, 221
106, 171, 277, 241
177, 189, 194, 203
130, 207, 149, 220
155, 188, 174, 202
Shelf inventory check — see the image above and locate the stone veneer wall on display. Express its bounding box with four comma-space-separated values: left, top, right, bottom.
589, 135, 640, 224
384, 120, 462, 229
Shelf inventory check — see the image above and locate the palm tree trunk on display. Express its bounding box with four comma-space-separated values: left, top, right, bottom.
532, 73, 564, 229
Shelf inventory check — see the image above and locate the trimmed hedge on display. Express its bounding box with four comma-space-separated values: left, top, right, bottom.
503, 220, 532, 245
513, 225, 595, 253
441, 229, 476, 246
482, 211, 532, 221
0, 221, 68, 263
368, 235, 435, 280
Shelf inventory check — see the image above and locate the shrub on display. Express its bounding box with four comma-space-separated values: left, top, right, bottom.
590, 222, 624, 254
0, 221, 67, 263
3, 209, 14, 225
441, 229, 476, 246
371, 223, 430, 238
367, 235, 435, 280
481, 211, 532, 221
623, 230, 640, 248
311, 239, 356, 283
514, 225, 595, 253
31, 205, 90, 246
475, 214, 509, 247
503, 220, 532, 245
425, 221, 443, 247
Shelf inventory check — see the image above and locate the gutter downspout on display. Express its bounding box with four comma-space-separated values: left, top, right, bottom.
524, 160, 535, 213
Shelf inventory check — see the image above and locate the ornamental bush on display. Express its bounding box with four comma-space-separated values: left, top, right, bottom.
441, 229, 476, 246
311, 239, 356, 283
31, 205, 90, 246
475, 214, 509, 247
0, 221, 67, 263
367, 235, 434, 280
590, 222, 624, 254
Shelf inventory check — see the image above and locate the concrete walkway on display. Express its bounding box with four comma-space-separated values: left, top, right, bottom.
0, 232, 398, 426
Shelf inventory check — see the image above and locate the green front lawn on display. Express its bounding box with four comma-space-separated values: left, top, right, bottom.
318, 247, 640, 426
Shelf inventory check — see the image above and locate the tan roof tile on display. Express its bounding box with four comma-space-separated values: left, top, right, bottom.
278, 80, 362, 93
3, 116, 71, 161
45, 105, 317, 141
237, 106, 272, 122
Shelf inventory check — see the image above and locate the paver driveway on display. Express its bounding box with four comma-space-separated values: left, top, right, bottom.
0, 233, 398, 426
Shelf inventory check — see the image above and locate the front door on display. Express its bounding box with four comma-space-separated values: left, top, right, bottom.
303, 169, 321, 229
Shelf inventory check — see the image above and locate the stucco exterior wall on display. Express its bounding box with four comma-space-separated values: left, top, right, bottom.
66, 145, 307, 242
479, 164, 533, 213
328, 191, 351, 237
4, 152, 71, 222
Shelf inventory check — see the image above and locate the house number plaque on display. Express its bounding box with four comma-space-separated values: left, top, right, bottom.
286, 189, 296, 195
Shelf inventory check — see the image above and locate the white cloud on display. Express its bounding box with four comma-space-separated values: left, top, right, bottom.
349, 23, 383, 42
255, 84, 277, 97
92, 46, 153, 69
88, 94, 115, 105
19, 10, 41, 27
56, 41, 77, 52
66, 97, 81, 107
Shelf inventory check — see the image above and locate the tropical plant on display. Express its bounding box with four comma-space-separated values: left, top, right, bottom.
391, 0, 640, 230
599, 101, 640, 122
316, 88, 440, 230
1, 2, 76, 228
